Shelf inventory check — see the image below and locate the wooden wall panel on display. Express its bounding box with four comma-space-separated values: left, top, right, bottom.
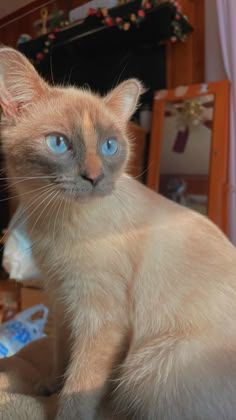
167, 0, 205, 87
0, 0, 88, 48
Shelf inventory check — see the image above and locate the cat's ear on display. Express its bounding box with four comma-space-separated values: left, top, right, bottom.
104, 79, 144, 123
0, 47, 48, 120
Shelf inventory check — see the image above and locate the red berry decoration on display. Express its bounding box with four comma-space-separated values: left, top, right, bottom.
145, 2, 152, 9
105, 17, 114, 26
36, 52, 44, 60
138, 9, 145, 17
115, 17, 123, 24
88, 8, 96, 15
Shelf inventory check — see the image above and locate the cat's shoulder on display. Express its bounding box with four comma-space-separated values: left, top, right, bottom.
122, 175, 233, 249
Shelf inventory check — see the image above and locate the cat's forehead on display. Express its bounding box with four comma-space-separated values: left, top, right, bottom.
53, 88, 110, 122
33, 87, 118, 137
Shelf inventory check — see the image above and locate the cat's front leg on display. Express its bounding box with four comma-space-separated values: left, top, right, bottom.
56, 323, 125, 420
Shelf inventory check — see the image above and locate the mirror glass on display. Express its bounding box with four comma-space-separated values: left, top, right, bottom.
158, 94, 214, 215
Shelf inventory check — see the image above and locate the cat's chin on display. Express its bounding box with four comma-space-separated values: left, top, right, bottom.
61, 185, 114, 201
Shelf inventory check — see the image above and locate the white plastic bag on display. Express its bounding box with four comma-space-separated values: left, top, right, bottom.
3, 205, 41, 281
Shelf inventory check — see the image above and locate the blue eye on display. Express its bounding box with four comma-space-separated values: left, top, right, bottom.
46, 134, 69, 154
101, 139, 118, 156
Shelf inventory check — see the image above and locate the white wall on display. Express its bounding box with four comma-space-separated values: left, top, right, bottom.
205, 0, 227, 81
160, 115, 212, 175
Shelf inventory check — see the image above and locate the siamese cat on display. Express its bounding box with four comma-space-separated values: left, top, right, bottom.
0, 47, 236, 420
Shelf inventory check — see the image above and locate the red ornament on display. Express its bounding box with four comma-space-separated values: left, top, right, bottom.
171, 36, 177, 43
36, 52, 44, 60
115, 17, 123, 24
105, 17, 114, 26
96, 11, 102, 17
88, 8, 96, 15
175, 14, 181, 20
54, 27, 60, 32
138, 9, 145, 17
48, 33, 56, 39
145, 2, 152, 9
175, 1, 181, 12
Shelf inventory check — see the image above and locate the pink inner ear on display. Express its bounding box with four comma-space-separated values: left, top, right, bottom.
0, 83, 18, 118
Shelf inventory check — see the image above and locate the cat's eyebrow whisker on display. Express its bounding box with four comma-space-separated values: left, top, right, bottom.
49, 49, 55, 87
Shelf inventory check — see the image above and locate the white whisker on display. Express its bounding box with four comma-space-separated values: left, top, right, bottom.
0, 182, 55, 203
53, 194, 64, 244
46, 190, 62, 237
0, 175, 57, 180
28, 190, 61, 252
28, 189, 60, 239
0, 185, 56, 247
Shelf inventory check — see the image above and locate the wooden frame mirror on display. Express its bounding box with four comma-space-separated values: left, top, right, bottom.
146, 81, 230, 235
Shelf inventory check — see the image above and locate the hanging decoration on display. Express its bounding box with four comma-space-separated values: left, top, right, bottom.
165, 96, 214, 154
34, 0, 188, 64
40, 7, 49, 35
87, 0, 186, 40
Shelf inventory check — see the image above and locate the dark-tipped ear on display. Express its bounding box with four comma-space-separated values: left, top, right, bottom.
0, 47, 48, 120
104, 79, 144, 123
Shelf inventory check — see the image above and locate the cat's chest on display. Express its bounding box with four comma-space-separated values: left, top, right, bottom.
31, 222, 132, 283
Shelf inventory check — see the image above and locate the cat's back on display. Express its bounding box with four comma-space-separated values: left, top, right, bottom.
121, 175, 236, 269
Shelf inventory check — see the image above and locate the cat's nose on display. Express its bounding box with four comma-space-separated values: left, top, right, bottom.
80, 169, 104, 186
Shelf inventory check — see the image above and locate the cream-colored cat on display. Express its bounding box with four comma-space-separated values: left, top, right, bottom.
1, 47, 236, 420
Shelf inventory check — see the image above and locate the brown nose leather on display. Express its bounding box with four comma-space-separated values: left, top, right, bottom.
81, 169, 104, 185
82, 155, 102, 183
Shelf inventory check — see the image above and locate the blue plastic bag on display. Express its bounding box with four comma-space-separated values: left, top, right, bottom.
0, 304, 48, 358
